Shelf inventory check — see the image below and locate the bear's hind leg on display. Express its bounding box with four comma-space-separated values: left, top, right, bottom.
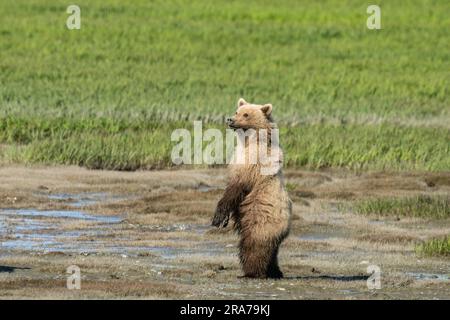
267, 245, 283, 279
239, 236, 281, 279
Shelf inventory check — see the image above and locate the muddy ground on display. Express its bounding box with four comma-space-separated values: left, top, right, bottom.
0, 166, 449, 299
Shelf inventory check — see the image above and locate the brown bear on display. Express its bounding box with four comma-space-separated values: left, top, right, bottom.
212, 98, 292, 279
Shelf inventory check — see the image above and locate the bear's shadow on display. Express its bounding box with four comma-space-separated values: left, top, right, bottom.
285, 274, 370, 282
0, 265, 31, 273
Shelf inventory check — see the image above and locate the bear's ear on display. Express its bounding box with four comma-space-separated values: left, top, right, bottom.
237, 98, 247, 108
261, 104, 272, 116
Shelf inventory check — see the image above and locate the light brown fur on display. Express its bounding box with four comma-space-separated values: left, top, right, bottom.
212, 98, 292, 278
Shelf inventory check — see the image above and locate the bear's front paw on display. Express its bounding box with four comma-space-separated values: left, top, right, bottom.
211, 206, 230, 228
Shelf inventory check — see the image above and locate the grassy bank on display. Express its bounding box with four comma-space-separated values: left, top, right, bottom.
0, 116, 449, 171
349, 195, 450, 219
416, 237, 450, 257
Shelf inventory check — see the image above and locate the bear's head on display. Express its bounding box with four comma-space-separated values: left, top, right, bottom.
226, 98, 273, 130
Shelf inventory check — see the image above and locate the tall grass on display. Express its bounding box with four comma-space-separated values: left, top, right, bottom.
350, 195, 450, 219
416, 237, 450, 257
0, 116, 449, 171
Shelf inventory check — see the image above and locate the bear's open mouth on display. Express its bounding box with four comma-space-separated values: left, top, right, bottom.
228, 124, 241, 130
228, 125, 249, 132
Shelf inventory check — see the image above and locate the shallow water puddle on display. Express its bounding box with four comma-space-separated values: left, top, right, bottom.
144, 223, 210, 234
0, 190, 224, 258
406, 272, 450, 282
0, 205, 221, 259
43, 192, 129, 207
298, 233, 336, 241
196, 183, 222, 193
297, 225, 346, 242
148, 243, 226, 259
0, 209, 121, 223
0, 208, 122, 253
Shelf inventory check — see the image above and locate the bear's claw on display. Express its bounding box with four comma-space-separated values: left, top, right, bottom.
211, 209, 229, 228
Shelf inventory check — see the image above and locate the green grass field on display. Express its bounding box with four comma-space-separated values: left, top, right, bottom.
0, 0, 449, 170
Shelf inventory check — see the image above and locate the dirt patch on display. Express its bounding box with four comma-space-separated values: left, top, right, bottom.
0, 166, 449, 299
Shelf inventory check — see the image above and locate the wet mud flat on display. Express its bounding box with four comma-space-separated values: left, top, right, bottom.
0, 166, 449, 299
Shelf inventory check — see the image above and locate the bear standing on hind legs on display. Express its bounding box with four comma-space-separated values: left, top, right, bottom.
212, 98, 292, 279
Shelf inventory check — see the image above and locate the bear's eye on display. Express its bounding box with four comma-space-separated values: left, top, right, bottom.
243, 113, 249, 118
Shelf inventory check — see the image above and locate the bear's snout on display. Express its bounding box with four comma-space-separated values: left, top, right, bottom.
226, 118, 234, 125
